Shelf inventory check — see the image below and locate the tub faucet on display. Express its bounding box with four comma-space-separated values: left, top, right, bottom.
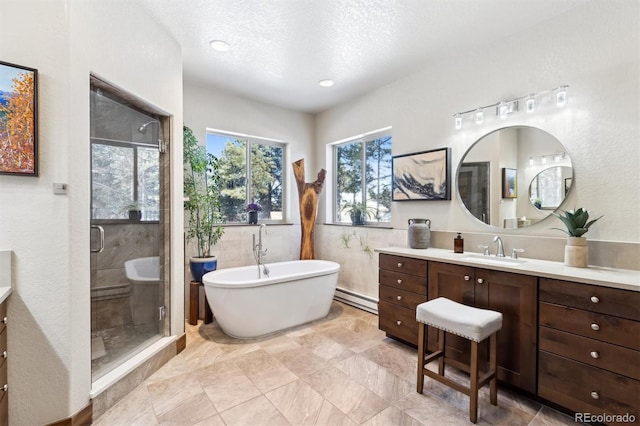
493, 236, 505, 257
253, 224, 269, 278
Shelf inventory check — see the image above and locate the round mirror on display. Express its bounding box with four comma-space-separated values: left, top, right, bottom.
457, 126, 573, 229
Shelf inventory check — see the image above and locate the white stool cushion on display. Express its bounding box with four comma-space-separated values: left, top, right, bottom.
416, 297, 503, 342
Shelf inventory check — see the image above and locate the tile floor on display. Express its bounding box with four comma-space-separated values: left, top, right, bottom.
94, 301, 579, 425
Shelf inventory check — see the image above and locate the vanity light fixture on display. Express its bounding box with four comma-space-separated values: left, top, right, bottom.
525, 94, 536, 113
454, 113, 463, 130
453, 85, 569, 129
556, 85, 568, 107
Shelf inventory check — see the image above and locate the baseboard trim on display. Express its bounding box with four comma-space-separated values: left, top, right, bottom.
45, 402, 92, 426
334, 287, 378, 314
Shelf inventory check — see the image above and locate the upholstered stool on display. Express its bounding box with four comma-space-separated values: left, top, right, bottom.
416, 297, 503, 423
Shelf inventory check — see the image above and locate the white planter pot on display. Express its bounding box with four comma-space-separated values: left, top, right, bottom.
564, 237, 588, 267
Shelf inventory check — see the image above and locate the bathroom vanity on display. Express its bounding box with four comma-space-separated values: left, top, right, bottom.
376, 247, 640, 423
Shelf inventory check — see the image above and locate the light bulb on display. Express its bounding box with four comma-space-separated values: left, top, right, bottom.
525, 94, 536, 113
498, 102, 509, 120
475, 108, 484, 125
556, 85, 568, 107
541, 156, 547, 164
528, 157, 534, 166
454, 114, 462, 130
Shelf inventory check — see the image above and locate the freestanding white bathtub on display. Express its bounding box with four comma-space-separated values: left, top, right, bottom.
202, 260, 340, 338
124, 256, 159, 326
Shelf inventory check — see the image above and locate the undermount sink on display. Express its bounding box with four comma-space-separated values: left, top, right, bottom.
462, 254, 526, 266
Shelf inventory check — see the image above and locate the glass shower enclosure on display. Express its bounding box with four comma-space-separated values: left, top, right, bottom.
89, 78, 168, 381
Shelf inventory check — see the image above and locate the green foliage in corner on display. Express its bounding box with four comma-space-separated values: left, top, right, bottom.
184, 126, 225, 257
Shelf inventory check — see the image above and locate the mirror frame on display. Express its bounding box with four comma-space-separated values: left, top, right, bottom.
455, 126, 573, 230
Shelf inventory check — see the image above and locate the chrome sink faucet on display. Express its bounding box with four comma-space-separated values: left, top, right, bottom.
493, 236, 505, 257
253, 224, 269, 278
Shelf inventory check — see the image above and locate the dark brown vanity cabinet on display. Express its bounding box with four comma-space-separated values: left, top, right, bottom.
426, 261, 538, 393
538, 278, 640, 423
377, 254, 428, 346
0, 299, 7, 426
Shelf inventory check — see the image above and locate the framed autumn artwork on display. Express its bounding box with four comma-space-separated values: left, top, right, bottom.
0, 60, 38, 176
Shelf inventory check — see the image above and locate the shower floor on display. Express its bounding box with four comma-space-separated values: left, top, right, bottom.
91, 323, 160, 381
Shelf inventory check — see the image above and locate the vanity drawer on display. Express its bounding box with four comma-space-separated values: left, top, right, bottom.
379, 285, 427, 311
378, 301, 419, 345
0, 302, 5, 335
379, 254, 427, 277
539, 278, 640, 321
0, 328, 5, 370
539, 302, 640, 350
379, 269, 427, 294
538, 351, 639, 421
539, 326, 640, 380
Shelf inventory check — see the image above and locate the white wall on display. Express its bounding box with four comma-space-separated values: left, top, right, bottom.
182, 83, 316, 314
315, 1, 639, 295
0, 0, 183, 424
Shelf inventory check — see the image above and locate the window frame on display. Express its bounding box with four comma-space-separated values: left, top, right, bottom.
332, 128, 392, 226
90, 137, 161, 224
206, 129, 287, 224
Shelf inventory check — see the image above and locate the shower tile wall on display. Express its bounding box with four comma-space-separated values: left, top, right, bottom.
91, 223, 159, 330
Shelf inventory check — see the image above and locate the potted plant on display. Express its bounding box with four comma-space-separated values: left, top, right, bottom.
552, 207, 603, 267
123, 202, 144, 222
246, 202, 262, 224
183, 125, 225, 282
343, 202, 374, 226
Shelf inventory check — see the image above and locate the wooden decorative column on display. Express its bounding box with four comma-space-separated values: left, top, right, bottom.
292, 158, 326, 260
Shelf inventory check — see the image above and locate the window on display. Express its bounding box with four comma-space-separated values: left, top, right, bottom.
91, 141, 160, 221
334, 131, 392, 224
206, 131, 285, 223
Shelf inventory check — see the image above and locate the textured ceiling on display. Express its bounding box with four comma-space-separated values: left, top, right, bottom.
138, 0, 589, 113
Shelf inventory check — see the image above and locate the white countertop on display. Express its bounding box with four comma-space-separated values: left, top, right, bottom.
376, 247, 640, 292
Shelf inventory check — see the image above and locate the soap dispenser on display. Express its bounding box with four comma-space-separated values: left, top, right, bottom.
454, 233, 464, 253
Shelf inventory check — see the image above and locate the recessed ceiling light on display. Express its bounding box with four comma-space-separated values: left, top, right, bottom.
209, 40, 230, 52
318, 79, 334, 87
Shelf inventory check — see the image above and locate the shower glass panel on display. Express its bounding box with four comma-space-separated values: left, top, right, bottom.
89, 80, 167, 381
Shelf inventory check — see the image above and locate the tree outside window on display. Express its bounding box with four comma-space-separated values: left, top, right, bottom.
335, 134, 392, 224
207, 132, 285, 223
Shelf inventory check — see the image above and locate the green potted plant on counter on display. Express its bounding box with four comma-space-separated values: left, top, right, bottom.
552, 207, 603, 267
184, 125, 225, 282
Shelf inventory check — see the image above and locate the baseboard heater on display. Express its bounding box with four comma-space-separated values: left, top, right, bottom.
333, 287, 378, 314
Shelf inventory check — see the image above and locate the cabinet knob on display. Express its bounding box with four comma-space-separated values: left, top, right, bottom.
396, 295, 402, 301
397, 262, 403, 268
1, 384, 6, 392
590, 391, 599, 400
1, 351, 5, 359
464, 275, 470, 281
590, 296, 600, 304
396, 320, 402, 326
397, 279, 403, 284
1, 317, 6, 325
477, 278, 484, 284
591, 323, 600, 331
590, 351, 599, 359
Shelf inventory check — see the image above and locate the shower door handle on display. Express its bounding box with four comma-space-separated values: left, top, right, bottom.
90, 225, 105, 253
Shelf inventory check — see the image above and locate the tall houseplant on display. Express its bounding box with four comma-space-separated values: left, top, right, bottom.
552, 208, 602, 267
184, 125, 225, 281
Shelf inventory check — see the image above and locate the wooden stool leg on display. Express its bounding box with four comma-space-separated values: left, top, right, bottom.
470, 340, 479, 424
417, 322, 426, 393
203, 289, 213, 324
188, 281, 200, 325
490, 333, 498, 405
438, 329, 445, 376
